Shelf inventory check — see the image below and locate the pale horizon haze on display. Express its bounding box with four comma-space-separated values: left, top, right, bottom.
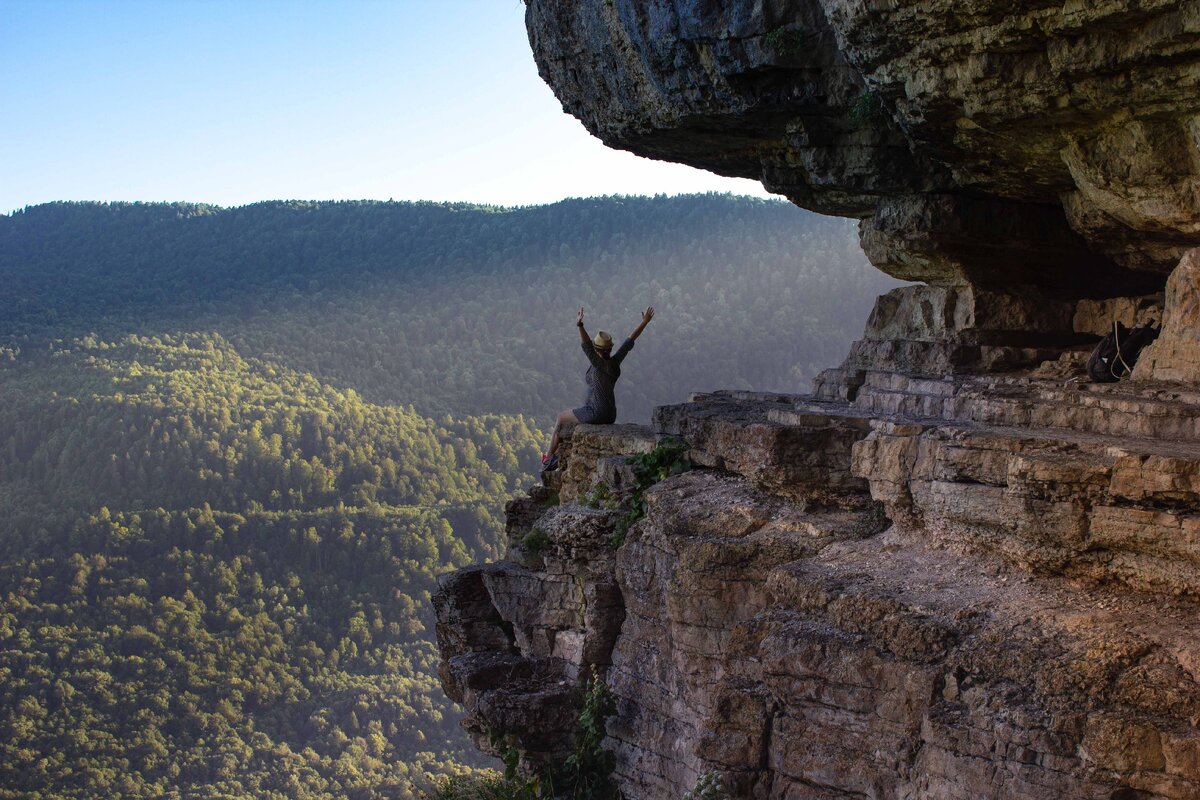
0, 0, 775, 214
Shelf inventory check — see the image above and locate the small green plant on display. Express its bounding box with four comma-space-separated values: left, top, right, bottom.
428, 770, 540, 800
764, 26, 807, 58
607, 504, 641, 549
849, 89, 885, 124
480, 728, 553, 798
684, 769, 734, 800
448, 674, 616, 800
521, 526, 551, 558
578, 482, 615, 509
606, 438, 691, 548
564, 668, 618, 800
626, 438, 690, 487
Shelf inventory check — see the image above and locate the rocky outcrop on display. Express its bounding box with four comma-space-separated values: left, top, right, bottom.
526, 0, 1200, 280
430, 2, 1200, 797
436, 379, 1200, 798
1135, 249, 1200, 382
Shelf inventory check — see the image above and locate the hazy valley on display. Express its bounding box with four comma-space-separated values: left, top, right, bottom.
0, 195, 894, 798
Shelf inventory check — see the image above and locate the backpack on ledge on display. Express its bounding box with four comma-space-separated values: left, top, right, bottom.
1086, 320, 1160, 383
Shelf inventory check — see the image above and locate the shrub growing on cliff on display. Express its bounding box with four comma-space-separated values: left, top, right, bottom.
849, 90, 886, 124
436, 674, 617, 800
628, 438, 691, 486
609, 438, 691, 548
428, 770, 539, 800
764, 26, 807, 59
578, 482, 616, 509
521, 526, 551, 559
564, 669, 618, 800
426, 730, 548, 799
684, 770, 734, 800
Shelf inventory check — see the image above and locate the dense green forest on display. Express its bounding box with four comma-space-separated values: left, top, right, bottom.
0, 195, 898, 421
0, 195, 896, 796
0, 333, 540, 798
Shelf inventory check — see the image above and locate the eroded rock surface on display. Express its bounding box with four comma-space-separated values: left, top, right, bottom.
526, 0, 1200, 280
435, 377, 1200, 798
430, 3, 1200, 797
1136, 248, 1200, 383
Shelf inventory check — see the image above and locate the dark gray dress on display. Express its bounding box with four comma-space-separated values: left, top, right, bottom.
573, 337, 634, 424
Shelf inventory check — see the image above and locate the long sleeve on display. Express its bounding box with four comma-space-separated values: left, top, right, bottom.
581, 339, 607, 369
612, 337, 635, 365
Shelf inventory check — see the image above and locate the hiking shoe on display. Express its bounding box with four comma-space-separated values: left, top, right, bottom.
541, 453, 559, 471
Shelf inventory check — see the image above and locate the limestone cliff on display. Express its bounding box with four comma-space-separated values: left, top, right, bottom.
434, 2, 1200, 798
527, 0, 1200, 278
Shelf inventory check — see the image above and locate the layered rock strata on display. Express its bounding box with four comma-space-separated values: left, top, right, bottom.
431, 2, 1200, 796
526, 0, 1200, 279
436, 377, 1200, 798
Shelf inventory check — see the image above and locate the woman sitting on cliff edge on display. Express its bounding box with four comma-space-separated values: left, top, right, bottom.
541, 305, 655, 471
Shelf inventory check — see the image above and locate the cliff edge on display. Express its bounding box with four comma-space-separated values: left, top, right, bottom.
434, 2, 1200, 797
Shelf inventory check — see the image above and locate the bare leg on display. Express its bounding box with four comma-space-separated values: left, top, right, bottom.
548, 409, 578, 455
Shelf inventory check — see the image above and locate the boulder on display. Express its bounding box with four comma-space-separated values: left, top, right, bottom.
1134, 248, 1200, 383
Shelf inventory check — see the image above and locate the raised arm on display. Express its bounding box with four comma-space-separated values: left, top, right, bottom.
611, 306, 653, 365
630, 306, 655, 341
577, 307, 607, 368
576, 307, 590, 345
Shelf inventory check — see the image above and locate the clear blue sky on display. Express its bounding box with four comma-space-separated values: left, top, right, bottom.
0, 0, 771, 213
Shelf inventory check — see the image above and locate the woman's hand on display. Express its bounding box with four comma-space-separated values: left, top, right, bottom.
630, 306, 655, 341
576, 307, 590, 343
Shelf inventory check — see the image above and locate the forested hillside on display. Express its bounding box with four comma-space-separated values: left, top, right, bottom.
0, 334, 540, 798
1, 195, 898, 421
0, 195, 896, 796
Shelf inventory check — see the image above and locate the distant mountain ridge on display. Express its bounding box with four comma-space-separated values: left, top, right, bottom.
1, 194, 898, 421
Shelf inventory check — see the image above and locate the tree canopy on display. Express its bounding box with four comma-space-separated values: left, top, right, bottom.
0, 194, 896, 796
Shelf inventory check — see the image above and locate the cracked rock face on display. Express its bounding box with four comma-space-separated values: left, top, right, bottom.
435, 395, 1200, 798
526, 0, 1200, 286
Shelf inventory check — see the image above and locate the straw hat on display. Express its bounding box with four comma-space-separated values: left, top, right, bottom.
593, 330, 613, 350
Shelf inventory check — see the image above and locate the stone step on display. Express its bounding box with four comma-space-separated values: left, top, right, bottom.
853, 416, 1200, 595
706, 532, 1200, 799
821, 370, 1200, 443
652, 388, 1200, 593
559, 423, 658, 503
654, 396, 874, 508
